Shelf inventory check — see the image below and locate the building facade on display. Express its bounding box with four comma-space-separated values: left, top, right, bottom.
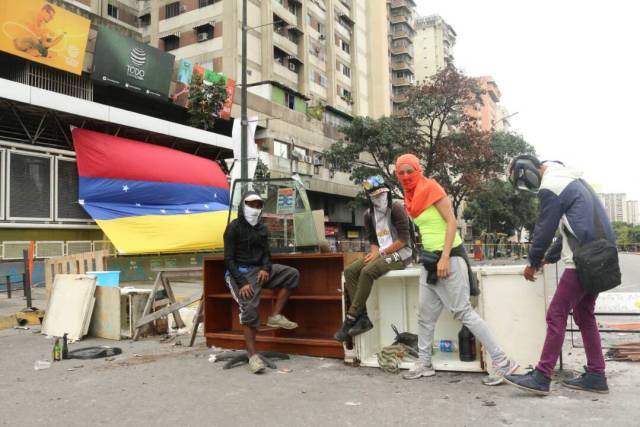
599, 193, 628, 223
414, 14, 456, 82
626, 200, 639, 226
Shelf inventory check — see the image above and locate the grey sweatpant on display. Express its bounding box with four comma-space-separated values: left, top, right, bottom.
417, 257, 507, 365
226, 264, 299, 328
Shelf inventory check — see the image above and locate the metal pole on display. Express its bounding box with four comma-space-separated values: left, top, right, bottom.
240, 0, 248, 181
6, 275, 11, 299
22, 250, 32, 309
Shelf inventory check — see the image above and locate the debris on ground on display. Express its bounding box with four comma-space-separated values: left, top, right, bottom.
606, 342, 640, 361
482, 400, 496, 407
345, 401, 362, 406
212, 350, 290, 370
67, 346, 122, 360
34, 360, 51, 370
278, 368, 292, 374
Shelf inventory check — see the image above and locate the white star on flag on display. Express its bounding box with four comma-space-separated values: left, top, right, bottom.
122, 185, 129, 192
184, 209, 191, 214
135, 203, 141, 207
204, 204, 210, 209
160, 209, 166, 214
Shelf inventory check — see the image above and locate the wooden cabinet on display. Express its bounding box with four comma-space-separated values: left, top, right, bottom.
203, 253, 346, 358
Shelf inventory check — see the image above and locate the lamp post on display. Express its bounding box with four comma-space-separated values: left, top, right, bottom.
241, 0, 285, 180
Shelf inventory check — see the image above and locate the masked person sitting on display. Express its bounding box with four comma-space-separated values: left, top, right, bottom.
334, 176, 414, 344
224, 191, 300, 374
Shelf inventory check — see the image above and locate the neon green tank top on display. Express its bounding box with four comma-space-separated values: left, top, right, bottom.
414, 206, 462, 252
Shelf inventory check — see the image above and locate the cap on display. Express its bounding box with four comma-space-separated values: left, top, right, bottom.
244, 194, 263, 202
369, 187, 389, 197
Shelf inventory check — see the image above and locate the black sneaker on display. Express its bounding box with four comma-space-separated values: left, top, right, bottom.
347, 314, 374, 337
504, 369, 551, 396
562, 370, 609, 394
333, 317, 356, 343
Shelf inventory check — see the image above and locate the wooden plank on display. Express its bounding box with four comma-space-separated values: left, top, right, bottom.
189, 297, 204, 347
89, 286, 122, 340
161, 274, 186, 329
133, 272, 162, 341
135, 293, 201, 328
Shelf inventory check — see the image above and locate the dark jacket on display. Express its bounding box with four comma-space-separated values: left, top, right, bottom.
223, 191, 272, 285
528, 164, 615, 268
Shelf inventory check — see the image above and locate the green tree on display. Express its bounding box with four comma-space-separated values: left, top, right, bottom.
188, 73, 227, 130
463, 178, 538, 240
323, 116, 417, 197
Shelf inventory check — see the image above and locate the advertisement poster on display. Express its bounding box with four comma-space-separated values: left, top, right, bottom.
277, 188, 296, 215
0, 0, 90, 75
92, 26, 175, 100
171, 59, 236, 119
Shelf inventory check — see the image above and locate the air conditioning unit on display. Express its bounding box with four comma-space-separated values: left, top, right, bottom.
319, 34, 326, 40
180, 5, 188, 13
312, 155, 323, 166
304, 155, 313, 163
288, 62, 296, 71
197, 32, 209, 42
291, 151, 301, 160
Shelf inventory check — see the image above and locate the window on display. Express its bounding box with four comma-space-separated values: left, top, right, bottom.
274, 140, 289, 159
285, 92, 295, 109
316, 22, 325, 35
319, 74, 327, 87
288, 2, 297, 16
341, 40, 350, 54
139, 13, 151, 26
337, 62, 350, 78
166, 2, 180, 19
199, 0, 217, 7
107, 4, 118, 19
163, 35, 180, 51
292, 147, 307, 160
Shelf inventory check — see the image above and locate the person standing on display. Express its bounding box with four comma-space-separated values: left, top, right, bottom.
504, 156, 615, 395
395, 154, 518, 384
224, 191, 300, 374
334, 176, 413, 344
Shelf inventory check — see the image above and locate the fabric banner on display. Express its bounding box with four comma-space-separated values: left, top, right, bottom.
72, 128, 230, 254
0, 0, 90, 75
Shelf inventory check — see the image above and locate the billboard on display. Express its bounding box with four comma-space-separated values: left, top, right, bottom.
170, 59, 236, 119
0, 0, 90, 75
92, 26, 175, 100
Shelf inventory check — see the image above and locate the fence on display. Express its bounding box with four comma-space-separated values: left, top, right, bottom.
0, 240, 116, 260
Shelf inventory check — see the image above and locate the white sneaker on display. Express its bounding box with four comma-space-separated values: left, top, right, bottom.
266, 314, 298, 330
403, 362, 436, 380
482, 358, 519, 386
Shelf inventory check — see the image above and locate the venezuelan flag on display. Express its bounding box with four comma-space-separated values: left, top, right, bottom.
72, 128, 230, 254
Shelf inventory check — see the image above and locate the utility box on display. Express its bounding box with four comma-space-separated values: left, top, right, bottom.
351, 265, 549, 373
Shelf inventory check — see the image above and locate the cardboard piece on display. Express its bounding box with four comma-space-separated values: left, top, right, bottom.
89, 286, 122, 340
42, 274, 97, 341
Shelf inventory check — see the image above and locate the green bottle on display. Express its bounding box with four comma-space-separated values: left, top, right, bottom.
52, 338, 61, 362
62, 333, 69, 360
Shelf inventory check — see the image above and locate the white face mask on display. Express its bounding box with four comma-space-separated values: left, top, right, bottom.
243, 205, 262, 226
371, 195, 388, 212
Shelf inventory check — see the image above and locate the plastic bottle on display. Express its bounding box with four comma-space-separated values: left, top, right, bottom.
433, 340, 457, 353
458, 326, 476, 362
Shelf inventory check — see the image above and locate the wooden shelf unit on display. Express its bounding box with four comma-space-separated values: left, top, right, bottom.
203, 253, 346, 358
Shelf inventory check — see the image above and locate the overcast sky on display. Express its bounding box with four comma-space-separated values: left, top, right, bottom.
416, 0, 640, 201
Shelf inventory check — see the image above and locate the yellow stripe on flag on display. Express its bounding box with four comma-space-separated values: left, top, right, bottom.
96, 211, 231, 254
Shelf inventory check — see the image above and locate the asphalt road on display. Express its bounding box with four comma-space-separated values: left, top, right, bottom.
617, 253, 640, 292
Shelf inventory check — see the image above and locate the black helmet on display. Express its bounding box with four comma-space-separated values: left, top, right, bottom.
509, 155, 542, 193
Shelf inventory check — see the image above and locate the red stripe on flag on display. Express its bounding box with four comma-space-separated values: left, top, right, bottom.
72, 128, 228, 188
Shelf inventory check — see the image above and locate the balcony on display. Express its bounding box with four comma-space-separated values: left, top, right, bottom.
335, 20, 352, 40
392, 93, 410, 104
392, 76, 413, 87
391, 60, 415, 74
390, 44, 414, 57
273, 62, 299, 85
309, 53, 325, 69
336, 46, 351, 62
169, 37, 223, 61
159, 2, 222, 33
273, 0, 298, 27
273, 32, 298, 56
389, 0, 416, 11
337, 71, 351, 86
390, 14, 414, 29
310, 82, 327, 99
335, 96, 353, 113
391, 29, 412, 40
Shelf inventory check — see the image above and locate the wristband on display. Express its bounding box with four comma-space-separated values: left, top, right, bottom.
379, 249, 385, 256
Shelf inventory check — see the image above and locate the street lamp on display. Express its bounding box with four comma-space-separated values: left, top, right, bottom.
241, 0, 285, 180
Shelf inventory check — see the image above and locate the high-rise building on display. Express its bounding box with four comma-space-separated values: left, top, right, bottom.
599, 193, 628, 223
414, 14, 456, 82
388, 0, 416, 116
472, 76, 502, 132
626, 200, 639, 225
